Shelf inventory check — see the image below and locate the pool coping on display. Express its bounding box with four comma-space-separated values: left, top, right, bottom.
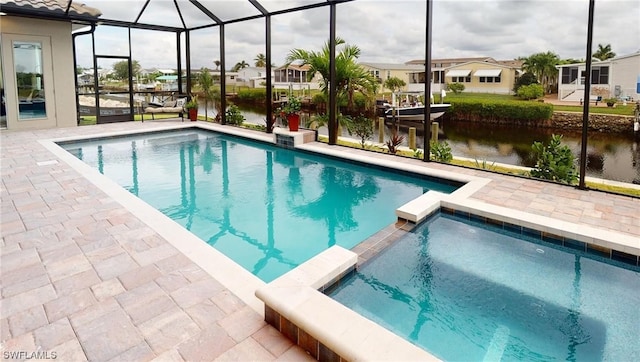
37, 122, 639, 361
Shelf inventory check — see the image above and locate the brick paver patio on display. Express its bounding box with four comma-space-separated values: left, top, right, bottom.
1, 121, 638, 361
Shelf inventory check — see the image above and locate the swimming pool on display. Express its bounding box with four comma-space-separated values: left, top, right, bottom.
60, 128, 459, 282
328, 212, 640, 361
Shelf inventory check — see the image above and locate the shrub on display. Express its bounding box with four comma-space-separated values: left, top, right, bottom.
448, 99, 553, 122
345, 114, 374, 148
430, 140, 453, 162
236, 88, 266, 102
513, 72, 538, 93
312, 93, 326, 104
530, 134, 578, 184
225, 104, 245, 125
352, 93, 369, 111
517, 84, 544, 100
448, 83, 465, 94
386, 132, 404, 154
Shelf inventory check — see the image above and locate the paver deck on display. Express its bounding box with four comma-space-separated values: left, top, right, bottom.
1, 120, 638, 361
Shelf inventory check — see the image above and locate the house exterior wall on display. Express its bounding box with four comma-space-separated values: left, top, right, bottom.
556, 53, 640, 101
358, 64, 425, 93
445, 63, 517, 94
1, 16, 77, 130
610, 54, 640, 99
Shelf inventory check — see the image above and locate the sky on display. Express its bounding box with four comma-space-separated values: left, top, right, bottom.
74, 0, 640, 71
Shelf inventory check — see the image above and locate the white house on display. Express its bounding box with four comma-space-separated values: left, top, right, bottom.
556, 51, 640, 102
358, 63, 425, 93
236, 67, 273, 88
273, 63, 322, 91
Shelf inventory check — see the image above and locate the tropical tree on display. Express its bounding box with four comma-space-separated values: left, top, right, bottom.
286, 37, 377, 112
254, 53, 266, 67
513, 71, 538, 93
384, 76, 406, 93
231, 60, 249, 72
213, 60, 221, 70
112, 60, 141, 81
520, 51, 560, 94
593, 43, 616, 61
197, 67, 220, 121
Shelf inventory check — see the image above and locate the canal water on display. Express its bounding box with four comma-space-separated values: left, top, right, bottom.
212, 105, 640, 184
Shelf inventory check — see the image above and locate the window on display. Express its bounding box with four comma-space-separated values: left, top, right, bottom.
433, 71, 443, 84
480, 77, 486, 83
561, 67, 579, 84
452, 76, 471, 83
592, 66, 609, 84
13, 41, 46, 120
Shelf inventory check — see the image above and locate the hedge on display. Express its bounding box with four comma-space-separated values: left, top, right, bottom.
449, 99, 553, 122
236, 88, 267, 102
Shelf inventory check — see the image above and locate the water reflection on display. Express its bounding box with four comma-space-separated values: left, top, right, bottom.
233, 105, 640, 183
61, 130, 455, 281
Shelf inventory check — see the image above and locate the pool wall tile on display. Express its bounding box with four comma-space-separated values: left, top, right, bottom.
441, 207, 455, 215
587, 244, 612, 258
469, 213, 486, 224
298, 329, 319, 359
563, 238, 586, 251
504, 222, 521, 234
319, 343, 341, 362
611, 250, 639, 266
280, 316, 298, 343
265, 305, 280, 331
522, 227, 542, 239
453, 209, 469, 219
542, 232, 564, 245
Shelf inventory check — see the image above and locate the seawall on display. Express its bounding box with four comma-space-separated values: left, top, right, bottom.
549, 112, 635, 133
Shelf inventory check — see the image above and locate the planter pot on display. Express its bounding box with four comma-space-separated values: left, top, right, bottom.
188, 108, 198, 121
287, 113, 300, 131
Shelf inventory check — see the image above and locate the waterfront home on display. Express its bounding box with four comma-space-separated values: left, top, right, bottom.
273, 63, 322, 91
441, 60, 522, 95
358, 62, 425, 93
556, 51, 640, 102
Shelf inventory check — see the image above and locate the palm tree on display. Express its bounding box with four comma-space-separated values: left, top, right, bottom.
384, 76, 406, 93
286, 38, 377, 111
254, 53, 266, 67
593, 43, 616, 61
213, 60, 221, 70
197, 67, 220, 121
521, 51, 560, 94
231, 61, 249, 72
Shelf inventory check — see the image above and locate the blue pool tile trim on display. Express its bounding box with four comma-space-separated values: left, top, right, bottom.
418, 208, 639, 270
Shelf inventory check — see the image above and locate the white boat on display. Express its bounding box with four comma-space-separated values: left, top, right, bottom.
383, 91, 450, 122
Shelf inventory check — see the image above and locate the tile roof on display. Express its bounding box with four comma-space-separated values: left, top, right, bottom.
0, 0, 102, 19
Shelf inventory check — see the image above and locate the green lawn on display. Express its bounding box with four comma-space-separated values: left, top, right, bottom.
552, 103, 636, 116
438, 92, 634, 116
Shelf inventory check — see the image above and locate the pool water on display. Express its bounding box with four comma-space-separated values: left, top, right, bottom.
61, 129, 458, 282
328, 213, 640, 362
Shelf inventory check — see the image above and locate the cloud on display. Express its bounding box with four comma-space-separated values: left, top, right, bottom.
75, 0, 640, 70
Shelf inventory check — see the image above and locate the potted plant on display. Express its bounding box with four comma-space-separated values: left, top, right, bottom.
604, 98, 617, 107
280, 94, 302, 131
184, 96, 199, 121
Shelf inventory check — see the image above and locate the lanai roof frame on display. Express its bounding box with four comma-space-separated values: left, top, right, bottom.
2, 0, 601, 186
